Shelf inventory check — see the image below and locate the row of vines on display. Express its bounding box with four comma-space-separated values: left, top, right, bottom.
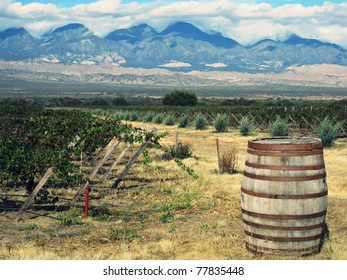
0, 104, 163, 194
91, 101, 347, 135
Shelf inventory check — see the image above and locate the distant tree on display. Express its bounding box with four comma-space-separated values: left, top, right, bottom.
162, 90, 198, 106
112, 96, 129, 106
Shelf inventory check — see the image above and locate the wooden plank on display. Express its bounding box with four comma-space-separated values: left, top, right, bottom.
111, 128, 158, 189
70, 138, 120, 204
175, 131, 179, 154
102, 143, 130, 181
15, 168, 54, 221
301, 116, 314, 129
230, 113, 240, 124
216, 138, 221, 172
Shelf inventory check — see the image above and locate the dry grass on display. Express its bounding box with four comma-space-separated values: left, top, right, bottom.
219, 146, 239, 174
0, 122, 346, 260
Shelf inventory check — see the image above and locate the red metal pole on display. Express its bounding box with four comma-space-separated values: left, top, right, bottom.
84, 188, 90, 219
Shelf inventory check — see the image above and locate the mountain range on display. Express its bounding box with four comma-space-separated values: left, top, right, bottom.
0, 22, 346, 73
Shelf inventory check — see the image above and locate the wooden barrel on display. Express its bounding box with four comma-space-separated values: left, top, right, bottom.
241, 137, 328, 255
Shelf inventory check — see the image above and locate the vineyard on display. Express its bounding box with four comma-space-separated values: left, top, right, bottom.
0, 102, 347, 260
90, 99, 347, 136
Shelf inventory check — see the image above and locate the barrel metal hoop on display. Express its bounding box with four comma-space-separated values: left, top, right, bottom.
243, 171, 326, 182
246, 242, 320, 253
245, 161, 325, 171
241, 187, 328, 199
244, 230, 322, 242
247, 148, 323, 157
243, 218, 325, 231
248, 140, 323, 151
241, 208, 327, 220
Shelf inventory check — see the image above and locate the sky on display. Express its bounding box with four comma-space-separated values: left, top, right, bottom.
1, 0, 347, 47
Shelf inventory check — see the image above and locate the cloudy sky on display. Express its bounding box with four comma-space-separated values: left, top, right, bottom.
1, 0, 347, 47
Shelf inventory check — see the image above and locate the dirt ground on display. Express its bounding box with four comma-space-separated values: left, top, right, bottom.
1, 122, 346, 260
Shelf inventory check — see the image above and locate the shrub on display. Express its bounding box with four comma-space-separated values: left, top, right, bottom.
114, 111, 126, 120
164, 114, 175, 126
239, 116, 255, 136
163, 141, 194, 160
153, 114, 164, 124
194, 114, 208, 130
143, 112, 154, 122
220, 146, 238, 174
178, 115, 190, 128
124, 111, 131, 121
269, 116, 289, 137
130, 111, 139, 121
313, 116, 343, 147
162, 90, 198, 106
213, 113, 229, 132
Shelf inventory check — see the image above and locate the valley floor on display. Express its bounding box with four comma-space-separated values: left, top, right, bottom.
1, 123, 346, 260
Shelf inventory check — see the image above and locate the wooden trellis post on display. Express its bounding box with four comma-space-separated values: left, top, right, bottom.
216, 138, 221, 172
70, 138, 119, 204
15, 168, 54, 221
111, 128, 157, 189
102, 143, 131, 181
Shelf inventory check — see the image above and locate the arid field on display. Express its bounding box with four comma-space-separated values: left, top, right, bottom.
0, 121, 346, 260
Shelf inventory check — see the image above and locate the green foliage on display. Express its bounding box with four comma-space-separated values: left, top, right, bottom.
268, 116, 289, 137
130, 111, 139, 121
124, 111, 131, 120
112, 96, 129, 106
162, 90, 198, 106
163, 141, 194, 160
194, 113, 208, 130
177, 115, 190, 128
59, 214, 83, 226
164, 114, 175, 126
213, 113, 229, 132
143, 112, 154, 122
239, 116, 255, 136
313, 116, 343, 147
89, 203, 112, 221
0, 104, 165, 192
153, 114, 164, 124
109, 227, 142, 243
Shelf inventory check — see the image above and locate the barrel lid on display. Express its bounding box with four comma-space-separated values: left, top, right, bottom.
248, 137, 323, 151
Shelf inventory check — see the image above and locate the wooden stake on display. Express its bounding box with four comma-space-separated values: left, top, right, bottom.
102, 143, 130, 181
70, 138, 120, 204
15, 168, 54, 221
216, 138, 221, 172
175, 131, 179, 153
112, 128, 157, 189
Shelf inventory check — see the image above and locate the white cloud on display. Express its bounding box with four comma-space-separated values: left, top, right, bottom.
0, 0, 347, 48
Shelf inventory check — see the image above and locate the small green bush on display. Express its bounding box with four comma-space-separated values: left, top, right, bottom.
213, 113, 229, 132
313, 116, 343, 147
269, 116, 289, 137
194, 114, 208, 130
143, 112, 154, 122
163, 141, 194, 160
153, 114, 164, 124
164, 114, 175, 126
124, 111, 131, 121
239, 116, 255, 136
130, 111, 139, 121
178, 116, 190, 128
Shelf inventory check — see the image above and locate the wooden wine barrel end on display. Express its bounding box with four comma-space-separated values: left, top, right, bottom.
241, 137, 328, 256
